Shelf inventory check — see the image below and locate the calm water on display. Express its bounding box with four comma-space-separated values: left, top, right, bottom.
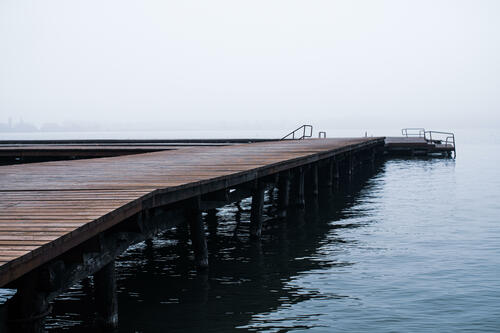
1, 136, 500, 332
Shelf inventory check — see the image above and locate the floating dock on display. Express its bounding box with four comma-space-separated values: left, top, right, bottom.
385, 129, 456, 157
0, 137, 384, 332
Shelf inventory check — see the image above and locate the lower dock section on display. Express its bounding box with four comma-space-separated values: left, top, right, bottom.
385, 137, 455, 157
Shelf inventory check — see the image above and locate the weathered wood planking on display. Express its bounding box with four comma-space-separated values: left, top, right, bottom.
0, 138, 383, 287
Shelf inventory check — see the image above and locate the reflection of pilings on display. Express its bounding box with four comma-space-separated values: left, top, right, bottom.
186, 197, 209, 270
250, 182, 265, 240
94, 260, 118, 331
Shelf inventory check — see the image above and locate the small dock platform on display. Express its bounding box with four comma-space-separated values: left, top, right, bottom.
384, 129, 456, 157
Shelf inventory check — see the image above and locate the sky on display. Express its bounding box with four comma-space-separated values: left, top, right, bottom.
0, 0, 499, 133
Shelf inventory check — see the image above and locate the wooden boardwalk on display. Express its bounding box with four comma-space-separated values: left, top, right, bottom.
0, 138, 382, 288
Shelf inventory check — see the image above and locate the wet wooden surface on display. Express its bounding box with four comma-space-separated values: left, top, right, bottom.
0, 138, 383, 287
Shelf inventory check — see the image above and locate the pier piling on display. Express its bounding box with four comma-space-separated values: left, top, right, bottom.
250, 182, 265, 239
94, 260, 118, 331
187, 197, 209, 270
277, 170, 291, 218
291, 167, 306, 209
6, 273, 50, 333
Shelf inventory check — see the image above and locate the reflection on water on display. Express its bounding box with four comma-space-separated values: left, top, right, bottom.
15, 145, 500, 331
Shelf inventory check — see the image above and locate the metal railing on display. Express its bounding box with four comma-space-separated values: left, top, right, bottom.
281, 125, 313, 140
318, 131, 326, 138
402, 128, 426, 137
401, 128, 456, 157
424, 130, 455, 147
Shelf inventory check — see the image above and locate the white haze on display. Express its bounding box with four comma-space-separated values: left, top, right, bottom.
1, 0, 499, 134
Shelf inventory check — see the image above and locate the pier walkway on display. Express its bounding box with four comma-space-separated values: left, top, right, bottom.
0, 138, 382, 286
0, 137, 384, 331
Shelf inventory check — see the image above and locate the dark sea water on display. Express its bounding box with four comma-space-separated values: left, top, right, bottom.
1, 133, 499, 332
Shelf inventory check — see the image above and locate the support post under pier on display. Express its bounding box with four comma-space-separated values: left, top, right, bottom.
290, 167, 305, 209
250, 181, 265, 239
310, 163, 319, 197
277, 170, 291, 218
94, 260, 118, 331
206, 208, 218, 236
187, 197, 209, 270
6, 273, 50, 333
321, 159, 333, 189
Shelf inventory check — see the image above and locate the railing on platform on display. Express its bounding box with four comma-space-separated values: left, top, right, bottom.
402, 128, 426, 137
401, 128, 456, 157
318, 131, 326, 138
281, 125, 313, 140
424, 130, 456, 152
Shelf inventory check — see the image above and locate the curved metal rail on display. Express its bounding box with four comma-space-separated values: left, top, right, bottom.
281, 125, 313, 140
424, 130, 456, 156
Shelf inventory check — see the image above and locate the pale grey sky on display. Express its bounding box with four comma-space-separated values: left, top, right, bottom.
1, 0, 499, 131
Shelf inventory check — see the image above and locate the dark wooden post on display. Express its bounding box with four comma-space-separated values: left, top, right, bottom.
290, 167, 305, 208
324, 159, 333, 188
187, 197, 209, 269
370, 147, 376, 169
311, 163, 319, 197
94, 260, 118, 331
6, 274, 50, 333
277, 170, 291, 218
348, 153, 354, 176
250, 181, 265, 239
206, 208, 218, 236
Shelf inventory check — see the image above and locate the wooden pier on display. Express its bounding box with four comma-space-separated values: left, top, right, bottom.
0, 137, 384, 332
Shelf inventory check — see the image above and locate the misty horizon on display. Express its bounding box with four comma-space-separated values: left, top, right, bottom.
1, 1, 499, 134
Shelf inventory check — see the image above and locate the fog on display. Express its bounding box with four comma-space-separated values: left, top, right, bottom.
1, 0, 499, 134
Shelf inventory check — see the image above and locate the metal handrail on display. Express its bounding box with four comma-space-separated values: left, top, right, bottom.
424, 131, 455, 145
318, 131, 326, 138
402, 128, 426, 137
281, 125, 313, 140
424, 130, 456, 157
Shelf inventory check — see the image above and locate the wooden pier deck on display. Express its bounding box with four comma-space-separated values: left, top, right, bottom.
0, 139, 265, 164
0, 138, 383, 288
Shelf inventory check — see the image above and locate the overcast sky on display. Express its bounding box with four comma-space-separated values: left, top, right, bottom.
1, 0, 499, 132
